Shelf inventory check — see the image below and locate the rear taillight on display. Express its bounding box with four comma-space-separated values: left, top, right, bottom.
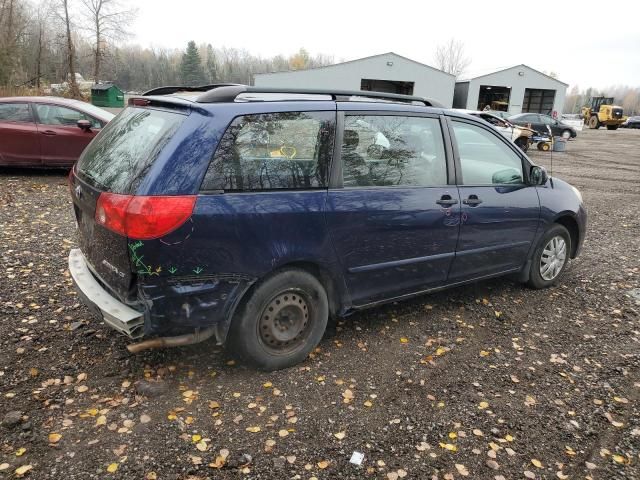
95, 193, 196, 240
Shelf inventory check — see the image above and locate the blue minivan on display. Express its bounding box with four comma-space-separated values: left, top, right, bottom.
68, 85, 587, 370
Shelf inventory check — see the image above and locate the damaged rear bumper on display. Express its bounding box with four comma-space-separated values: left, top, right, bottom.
68, 248, 145, 339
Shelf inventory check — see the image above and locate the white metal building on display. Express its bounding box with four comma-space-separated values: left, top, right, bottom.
253, 52, 456, 107
453, 65, 568, 116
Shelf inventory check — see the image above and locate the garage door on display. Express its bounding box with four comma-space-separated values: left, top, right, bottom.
522, 88, 555, 114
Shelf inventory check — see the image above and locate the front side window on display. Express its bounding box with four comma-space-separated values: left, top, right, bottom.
35, 104, 101, 128
341, 115, 447, 187
0, 103, 32, 123
452, 121, 524, 185
202, 111, 334, 191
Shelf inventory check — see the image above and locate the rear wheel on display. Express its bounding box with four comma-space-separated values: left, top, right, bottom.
588, 115, 600, 129
228, 269, 328, 370
527, 224, 571, 289
561, 129, 572, 139
606, 125, 619, 130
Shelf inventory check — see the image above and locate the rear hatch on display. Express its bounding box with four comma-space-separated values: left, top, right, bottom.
70, 105, 187, 300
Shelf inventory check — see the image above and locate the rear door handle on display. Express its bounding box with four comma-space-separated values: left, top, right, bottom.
41, 130, 57, 136
463, 195, 483, 206
436, 195, 458, 207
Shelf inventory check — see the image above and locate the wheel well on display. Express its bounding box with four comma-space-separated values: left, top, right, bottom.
555, 216, 579, 258
281, 261, 343, 316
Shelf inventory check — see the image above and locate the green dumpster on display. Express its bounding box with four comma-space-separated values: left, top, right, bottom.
90, 83, 125, 108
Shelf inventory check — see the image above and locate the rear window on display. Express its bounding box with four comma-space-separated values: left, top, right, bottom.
77, 107, 185, 193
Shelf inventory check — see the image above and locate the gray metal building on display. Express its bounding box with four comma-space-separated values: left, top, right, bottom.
253, 52, 456, 107
453, 65, 568, 116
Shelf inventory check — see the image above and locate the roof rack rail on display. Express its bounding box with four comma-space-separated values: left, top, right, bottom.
142, 83, 244, 97
194, 85, 443, 107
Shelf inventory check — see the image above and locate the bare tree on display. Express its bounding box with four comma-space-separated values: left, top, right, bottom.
53, 0, 82, 97
81, 0, 136, 83
434, 38, 470, 78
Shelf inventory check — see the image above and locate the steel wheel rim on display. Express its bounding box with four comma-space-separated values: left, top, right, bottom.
562, 130, 571, 139
540, 236, 567, 281
258, 290, 311, 354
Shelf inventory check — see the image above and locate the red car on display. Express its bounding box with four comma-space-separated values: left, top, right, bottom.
0, 96, 115, 167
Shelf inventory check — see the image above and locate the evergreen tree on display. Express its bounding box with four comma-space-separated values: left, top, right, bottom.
205, 44, 217, 83
180, 40, 204, 86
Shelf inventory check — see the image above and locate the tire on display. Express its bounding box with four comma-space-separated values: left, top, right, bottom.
588, 116, 600, 129
561, 129, 572, 139
515, 137, 529, 152
227, 268, 328, 370
606, 125, 619, 130
526, 224, 571, 289
538, 142, 550, 152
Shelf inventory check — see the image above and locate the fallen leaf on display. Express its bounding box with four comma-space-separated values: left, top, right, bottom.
196, 441, 208, 452
106, 463, 118, 473
317, 460, 329, 469
478, 401, 489, 409
15, 465, 33, 477
531, 458, 543, 468
400, 337, 409, 344
246, 426, 261, 433
334, 431, 346, 440
455, 463, 469, 476
439, 442, 457, 452
278, 429, 289, 437
48, 433, 62, 444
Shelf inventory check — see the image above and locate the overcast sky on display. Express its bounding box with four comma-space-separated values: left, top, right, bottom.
131, 0, 640, 89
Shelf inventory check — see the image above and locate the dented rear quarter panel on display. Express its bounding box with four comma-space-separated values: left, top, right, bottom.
127, 100, 345, 339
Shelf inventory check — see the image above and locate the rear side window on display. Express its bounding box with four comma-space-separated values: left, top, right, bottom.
452, 121, 524, 185
77, 107, 185, 193
0, 103, 32, 122
35, 104, 101, 128
341, 115, 447, 187
201, 111, 334, 191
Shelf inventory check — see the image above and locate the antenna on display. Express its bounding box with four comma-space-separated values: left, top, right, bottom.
547, 125, 553, 178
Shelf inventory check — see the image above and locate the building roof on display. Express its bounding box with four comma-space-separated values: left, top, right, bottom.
254, 52, 455, 78
458, 64, 568, 86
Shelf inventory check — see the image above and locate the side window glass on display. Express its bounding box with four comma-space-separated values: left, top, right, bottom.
341, 115, 447, 187
0, 103, 32, 122
201, 111, 334, 191
452, 121, 524, 185
35, 104, 101, 128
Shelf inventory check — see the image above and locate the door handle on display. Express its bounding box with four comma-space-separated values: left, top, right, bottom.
41, 130, 57, 136
463, 195, 483, 206
436, 195, 458, 207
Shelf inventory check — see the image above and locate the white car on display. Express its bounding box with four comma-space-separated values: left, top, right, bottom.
455, 109, 535, 152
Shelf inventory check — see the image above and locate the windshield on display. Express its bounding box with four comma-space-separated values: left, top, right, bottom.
77, 107, 185, 193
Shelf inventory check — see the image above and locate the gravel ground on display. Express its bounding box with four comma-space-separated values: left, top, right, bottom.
0, 128, 639, 480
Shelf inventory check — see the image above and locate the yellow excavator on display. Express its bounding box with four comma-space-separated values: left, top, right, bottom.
581, 96, 626, 130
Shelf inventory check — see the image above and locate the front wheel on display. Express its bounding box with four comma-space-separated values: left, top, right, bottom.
526, 224, 571, 289
588, 115, 600, 129
561, 129, 572, 139
228, 269, 328, 370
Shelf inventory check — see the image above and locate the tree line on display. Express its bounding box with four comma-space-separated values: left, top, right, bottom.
564, 85, 640, 116
0, 0, 334, 95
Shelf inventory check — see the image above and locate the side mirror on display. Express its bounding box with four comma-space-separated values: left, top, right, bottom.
77, 119, 92, 131
530, 165, 548, 185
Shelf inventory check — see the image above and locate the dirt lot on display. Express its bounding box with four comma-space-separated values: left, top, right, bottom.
1, 129, 639, 479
